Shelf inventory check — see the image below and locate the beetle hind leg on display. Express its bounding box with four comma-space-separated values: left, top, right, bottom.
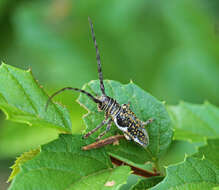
142, 118, 155, 127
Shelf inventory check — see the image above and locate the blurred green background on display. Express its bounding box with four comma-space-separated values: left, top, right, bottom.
0, 0, 219, 189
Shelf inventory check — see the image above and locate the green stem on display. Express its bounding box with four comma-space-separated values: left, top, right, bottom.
154, 160, 164, 176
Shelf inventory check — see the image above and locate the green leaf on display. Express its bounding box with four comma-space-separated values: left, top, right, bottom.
193, 139, 219, 167
0, 63, 71, 132
8, 148, 40, 182
67, 166, 130, 190
0, 120, 59, 159
9, 134, 131, 190
151, 157, 219, 190
78, 80, 173, 164
119, 175, 140, 190
167, 101, 219, 142
0, 0, 8, 17
154, 139, 219, 190
213, 186, 219, 190
158, 140, 198, 174
154, 0, 219, 105
131, 176, 164, 190
166, 182, 219, 190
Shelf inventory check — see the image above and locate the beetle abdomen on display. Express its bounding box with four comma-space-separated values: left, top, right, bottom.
113, 104, 149, 147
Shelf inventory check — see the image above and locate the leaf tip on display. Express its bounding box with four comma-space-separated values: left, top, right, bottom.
129, 79, 134, 84
184, 153, 189, 160
27, 67, 32, 73
0, 61, 6, 68
163, 165, 168, 169
162, 101, 166, 105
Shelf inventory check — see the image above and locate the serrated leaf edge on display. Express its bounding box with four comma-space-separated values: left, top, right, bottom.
0, 63, 72, 133
7, 148, 40, 182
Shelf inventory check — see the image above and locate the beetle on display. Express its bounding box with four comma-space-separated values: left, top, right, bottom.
46, 17, 154, 147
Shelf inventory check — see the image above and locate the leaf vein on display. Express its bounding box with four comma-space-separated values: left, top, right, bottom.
5, 66, 38, 114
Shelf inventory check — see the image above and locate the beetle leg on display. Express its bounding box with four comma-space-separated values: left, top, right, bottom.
96, 119, 113, 141
83, 118, 109, 139
142, 118, 155, 126
127, 101, 131, 108
123, 101, 131, 108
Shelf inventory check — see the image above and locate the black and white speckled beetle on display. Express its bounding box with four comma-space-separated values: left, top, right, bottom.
46, 18, 154, 147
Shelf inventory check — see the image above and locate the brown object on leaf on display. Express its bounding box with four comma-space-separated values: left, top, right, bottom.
82, 135, 125, 150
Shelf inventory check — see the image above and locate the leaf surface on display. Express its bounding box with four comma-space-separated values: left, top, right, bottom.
193, 139, 219, 167
159, 140, 197, 170
8, 148, 40, 182
0, 63, 71, 132
8, 134, 131, 190
131, 176, 164, 190
167, 101, 219, 142
151, 157, 219, 190
78, 80, 173, 164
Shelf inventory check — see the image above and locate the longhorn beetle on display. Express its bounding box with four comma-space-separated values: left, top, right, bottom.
46, 17, 154, 147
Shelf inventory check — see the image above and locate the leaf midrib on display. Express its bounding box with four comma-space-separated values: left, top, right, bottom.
4, 66, 38, 114
1, 65, 70, 130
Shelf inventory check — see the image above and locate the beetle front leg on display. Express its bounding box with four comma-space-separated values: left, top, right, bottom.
96, 119, 113, 141
83, 118, 109, 139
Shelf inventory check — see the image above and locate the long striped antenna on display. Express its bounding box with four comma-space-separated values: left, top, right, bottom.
45, 87, 101, 111
88, 17, 106, 95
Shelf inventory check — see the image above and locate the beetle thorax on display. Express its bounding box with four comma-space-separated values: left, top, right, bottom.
97, 95, 109, 111
97, 95, 121, 117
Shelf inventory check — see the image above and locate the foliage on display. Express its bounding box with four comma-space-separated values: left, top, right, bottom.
151, 157, 219, 190
131, 176, 164, 190
0, 63, 71, 133
8, 134, 131, 190
0, 0, 219, 188
7, 148, 40, 182
167, 102, 219, 142
0, 64, 218, 189
193, 139, 219, 167
0, 0, 219, 159
78, 80, 173, 164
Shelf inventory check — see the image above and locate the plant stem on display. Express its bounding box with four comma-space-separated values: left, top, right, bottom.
110, 156, 160, 178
